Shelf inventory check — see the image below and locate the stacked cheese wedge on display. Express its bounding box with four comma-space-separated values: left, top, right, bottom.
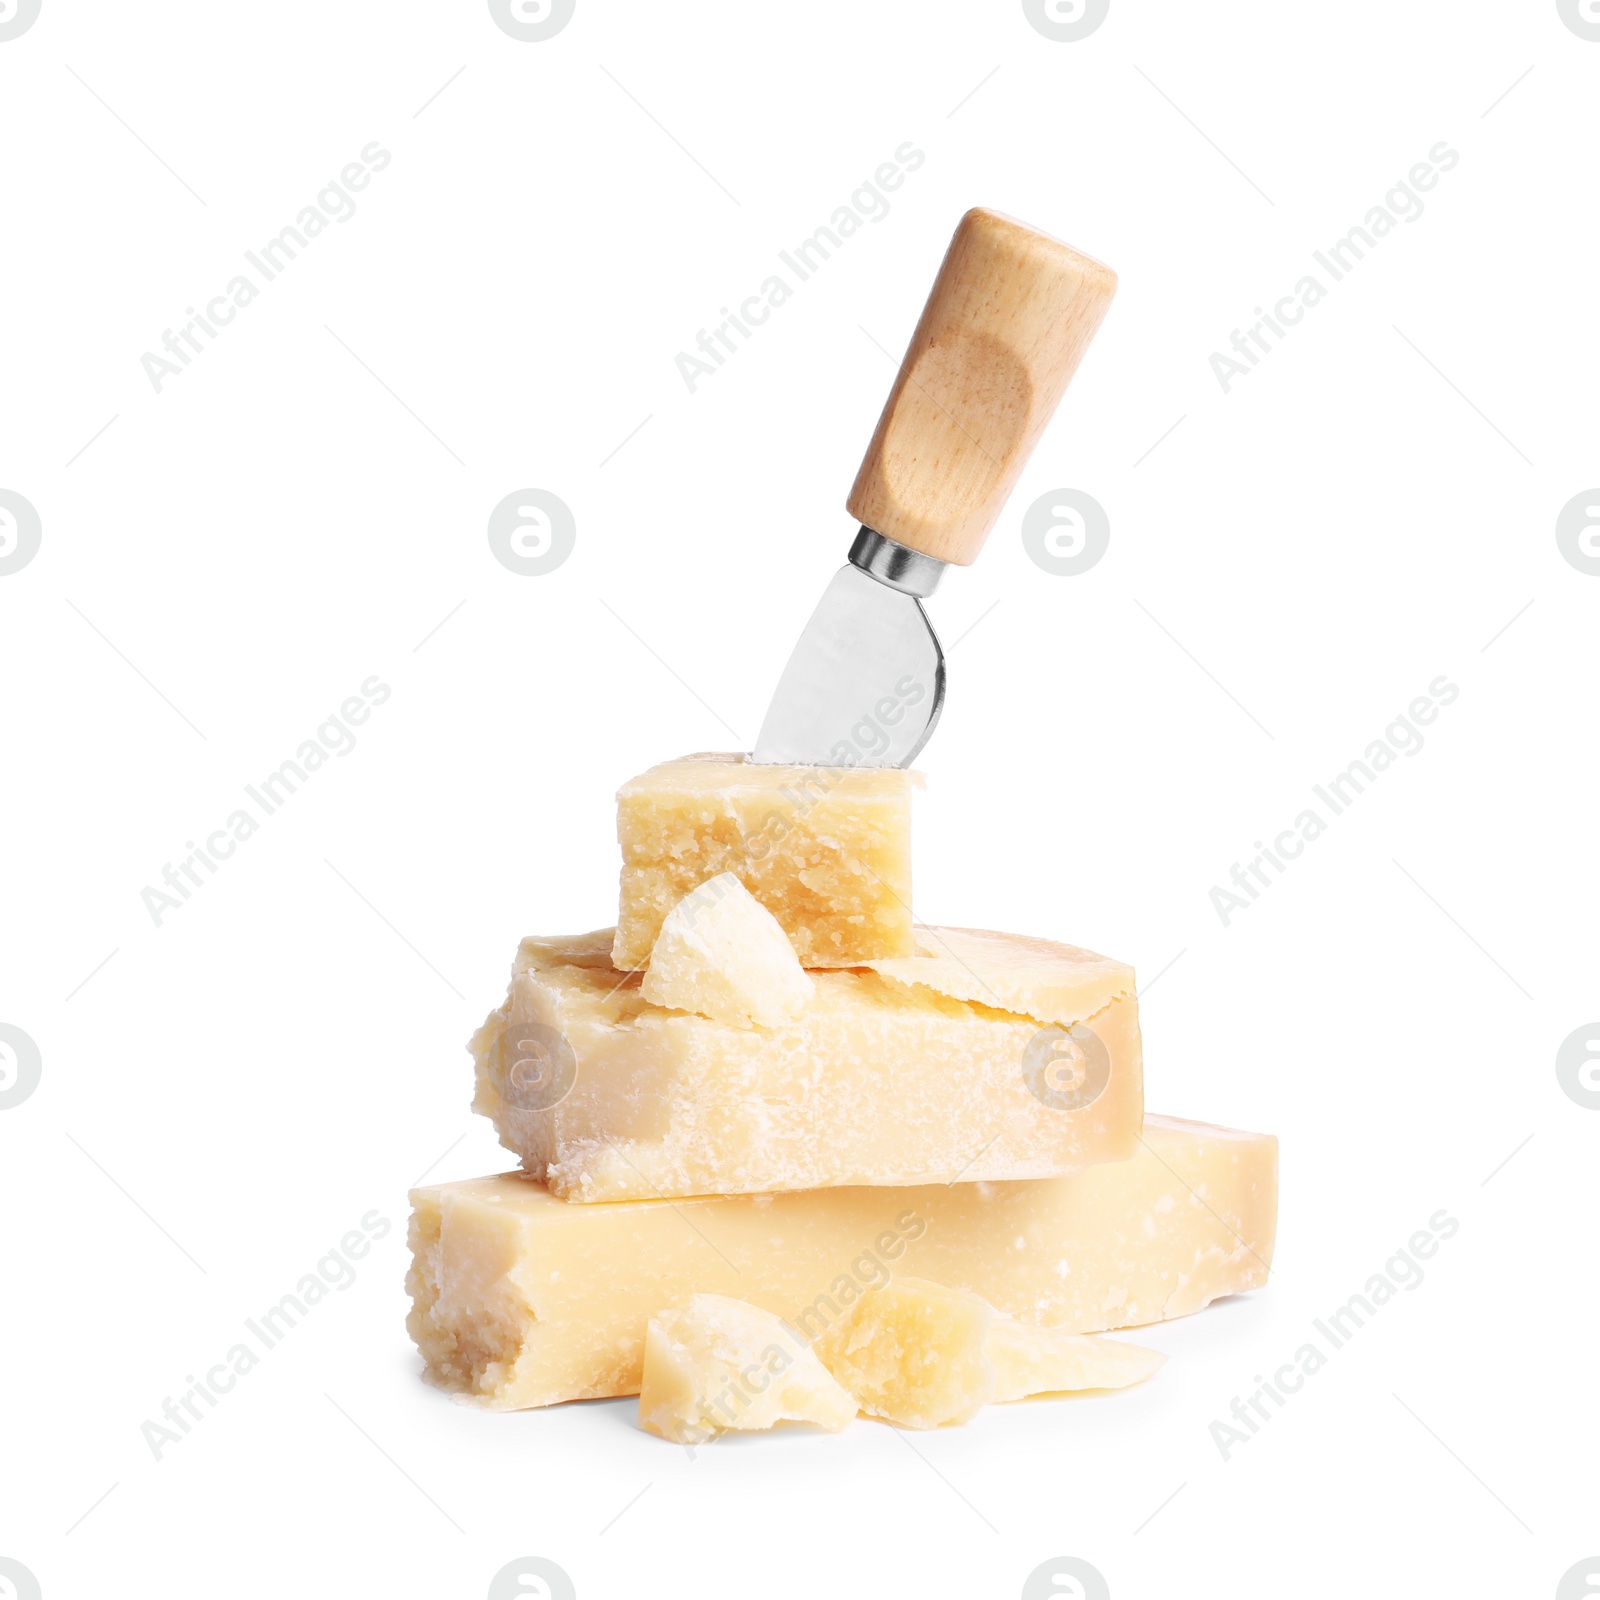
406, 754, 1278, 1440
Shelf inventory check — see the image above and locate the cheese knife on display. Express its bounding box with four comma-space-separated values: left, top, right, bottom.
752, 207, 1117, 767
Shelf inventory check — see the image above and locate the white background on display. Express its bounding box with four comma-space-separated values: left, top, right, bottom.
2, 1, 1597, 1596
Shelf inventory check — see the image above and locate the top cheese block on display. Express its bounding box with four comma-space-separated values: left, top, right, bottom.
612, 753, 918, 970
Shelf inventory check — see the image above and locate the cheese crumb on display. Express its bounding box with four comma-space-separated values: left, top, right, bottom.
813, 1276, 1162, 1428
639, 1294, 856, 1443
815, 1277, 996, 1428
986, 1318, 1164, 1402
641, 873, 815, 1029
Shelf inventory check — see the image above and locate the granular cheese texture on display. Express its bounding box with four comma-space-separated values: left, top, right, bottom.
639, 873, 815, 1029
813, 1277, 1161, 1428
639, 1294, 856, 1443
405, 1114, 1276, 1409
612, 753, 919, 969
815, 1277, 997, 1428
471, 925, 1141, 1201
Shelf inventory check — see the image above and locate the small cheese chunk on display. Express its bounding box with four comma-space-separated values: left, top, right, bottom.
639, 1294, 856, 1443
985, 1319, 1164, 1402
640, 874, 815, 1029
471, 926, 1140, 1200
612, 753, 918, 969
815, 1279, 1163, 1427
815, 1278, 996, 1428
406, 1114, 1276, 1409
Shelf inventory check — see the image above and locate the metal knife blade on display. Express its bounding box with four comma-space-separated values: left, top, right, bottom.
752, 548, 945, 768
750, 209, 1117, 768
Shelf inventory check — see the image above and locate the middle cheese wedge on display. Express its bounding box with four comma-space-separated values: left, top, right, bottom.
470, 925, 1142, 1202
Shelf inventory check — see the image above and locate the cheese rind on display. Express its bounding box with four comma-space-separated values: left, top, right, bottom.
406, 1115, 1276, 1409
612, 753, 918, 969
638, 1295, 856, 1443
470, 927, 1141, 1201
639, 873, 815, 1029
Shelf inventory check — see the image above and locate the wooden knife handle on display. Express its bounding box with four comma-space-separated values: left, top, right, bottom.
847, 207, 1117, 567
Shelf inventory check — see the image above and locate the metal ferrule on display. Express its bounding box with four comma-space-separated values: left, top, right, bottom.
848, 527, 946, 598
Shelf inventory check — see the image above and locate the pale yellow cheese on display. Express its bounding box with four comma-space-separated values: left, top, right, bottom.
638, 1294, 856, 1443
985, 1317, 1164, 1402
639, 873, 815, 1029
612, 753, 918, 969
470, 926, 1141, 1201
406, 1114, 1276, 1409
867, 926, 1137, 1028
813, 1277, 1161, 1428
815, 1277, 996, 1428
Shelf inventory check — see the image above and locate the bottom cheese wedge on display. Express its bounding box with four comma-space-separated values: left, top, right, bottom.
406, 1114, 1277, 1410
